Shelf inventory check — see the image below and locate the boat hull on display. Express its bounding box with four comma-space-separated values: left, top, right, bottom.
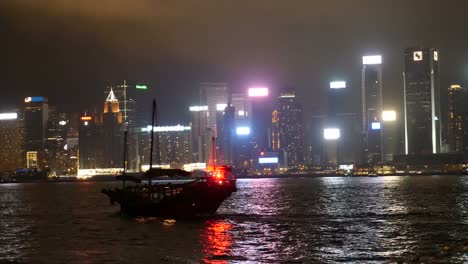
103, 180, 236, 218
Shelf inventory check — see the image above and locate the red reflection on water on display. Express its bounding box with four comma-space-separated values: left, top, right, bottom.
200, 220, 233, 263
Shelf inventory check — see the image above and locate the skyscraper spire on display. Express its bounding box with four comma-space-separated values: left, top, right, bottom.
106, 88, 118, 102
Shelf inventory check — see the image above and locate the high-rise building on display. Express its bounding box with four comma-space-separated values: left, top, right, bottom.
24, 97, 49, 168
247, 87, 272, 152
45, 108, 72, 175
447, 84, 464, 153
361, 55, 383, 164
189, 106, 210, 163
79, 113, 103, 170
219, 104, 236, 165
324, 81, 346, 167
102, 89, 123, 168
200, 82, 229, 134
403, 47, 441, 155
231, 93, 251, 124
271, 90, 304, 166
0, 112, 23, 171
139, 125, 192, 167
110, 81, 150, 172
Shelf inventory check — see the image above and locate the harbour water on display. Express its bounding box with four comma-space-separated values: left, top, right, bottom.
1, 176, 468, 263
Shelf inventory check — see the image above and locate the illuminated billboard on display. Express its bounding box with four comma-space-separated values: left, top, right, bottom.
189, 106, 208, 112
382, 110, 397, 121
362, 55, 382, 65
323, 128, 340, 140
216, 104, 228, 111
80, 116, 92, 121
259, 157, 279, 164
371, 122, 381, 130
135, 85, 148, 90
24, 97, 45, 103
434, 51, 439, 61
236, 127, 251, 135
143, 125, 191, 132
413, 51, 423, 61
248, 87, 269, 97
330, 81, 346, 89
0, 113, 18, 120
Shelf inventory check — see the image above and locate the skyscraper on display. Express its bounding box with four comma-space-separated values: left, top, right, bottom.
219, 104, 235, 165
403, 47, 441, 155
231, 92, 251, 124
324, 81, 347, 167
139, 125, 192, 167
45, 108, 71, 175
78, 114, 101, 169
102, 89, 123, 168
0, 112, 23, 171
189, 105, 210, 163
199, 82, 229, 134
447, 84, 464, 153
361, 55, 383, 164
24, 97, 49, 168
111, 81, 150, 172
271, 90, 304, 165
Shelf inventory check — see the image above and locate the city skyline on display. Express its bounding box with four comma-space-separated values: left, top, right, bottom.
1, 1, 467, 124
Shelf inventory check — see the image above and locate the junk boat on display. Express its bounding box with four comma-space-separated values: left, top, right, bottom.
102, 166, 236, 217
102, 99, 236, 217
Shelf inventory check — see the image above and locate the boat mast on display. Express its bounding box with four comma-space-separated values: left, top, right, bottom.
122, 130, 128, 187
212, 136, 216, 167
148, 99, 156, 186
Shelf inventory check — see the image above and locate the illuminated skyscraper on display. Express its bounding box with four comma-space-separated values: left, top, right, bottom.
248, 87, 271, 152
110, 81, 150, 171
79, 114, 102, 169
189, 106, 210, 163
361, 55, 383, 164
24, 97, 49, 168
139, 125, 192, 167
0, 112, 23, 171
102, 89, 123, 168
403, 47, 441, 155
219, 103, 236, 165
200, 82, 229, 134
447, 84, 464, 153
231, 93, 251, 124
271, 90, 303, 165
45, 109, 73, 175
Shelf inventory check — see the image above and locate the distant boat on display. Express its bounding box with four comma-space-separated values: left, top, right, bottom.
102, 99, 236, 217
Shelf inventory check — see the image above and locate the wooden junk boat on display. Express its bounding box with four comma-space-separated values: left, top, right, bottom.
102, 99, 236, 217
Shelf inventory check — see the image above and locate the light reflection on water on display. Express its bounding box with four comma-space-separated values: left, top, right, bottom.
0, 176, 468, 263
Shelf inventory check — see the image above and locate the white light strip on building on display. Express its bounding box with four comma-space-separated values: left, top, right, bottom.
189, 106, 208, 112
142, 125, 191, 132
362, 55, 382, 65
279, 94, 295, 98
0, 113, 18, 120
216, 104, 228, 111
330, 81, 346, 89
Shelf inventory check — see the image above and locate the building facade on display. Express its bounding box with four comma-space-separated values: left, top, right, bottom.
271, 91, 304, 166
24, 97, 49, 168
139, 125, 192, 168
102, 89, 123, 168
0, 112, 23, 171
403, 47, 441, 155
447, 84, 464, 153
199, 82, 229, 134
361, 55, 383, 164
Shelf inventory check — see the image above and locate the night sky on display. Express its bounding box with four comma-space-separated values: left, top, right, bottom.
1, 0, 468, 124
